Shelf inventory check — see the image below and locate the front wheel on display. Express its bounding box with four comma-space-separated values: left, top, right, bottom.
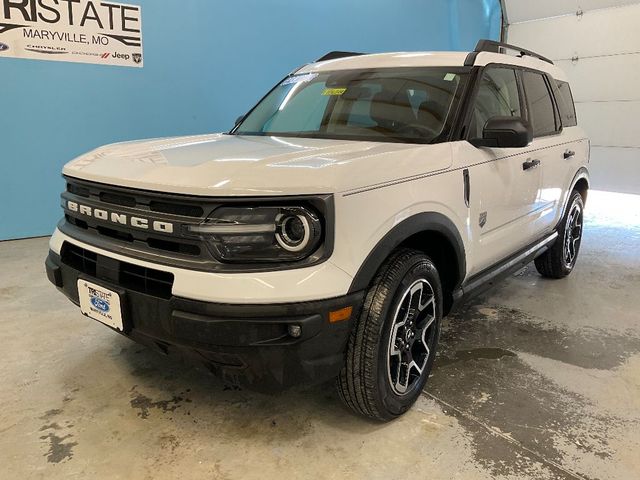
337, 249, 443, 421
535, 190, 585, 278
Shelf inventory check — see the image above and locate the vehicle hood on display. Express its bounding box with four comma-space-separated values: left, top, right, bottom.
63, 133, 452, 196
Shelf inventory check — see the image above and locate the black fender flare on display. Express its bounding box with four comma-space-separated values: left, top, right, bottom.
348, 212, 466, 293
569, 166, 590, 196
556, 167, 590, 229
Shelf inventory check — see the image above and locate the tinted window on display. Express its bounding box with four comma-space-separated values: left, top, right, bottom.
236, 68, 466, 144
522, 71, 558, 137
263, 81, 330, 132
554, 80, 577, 127
469, 68, 522, 139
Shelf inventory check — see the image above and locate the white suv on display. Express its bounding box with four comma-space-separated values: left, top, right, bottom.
46, 40, 589, 420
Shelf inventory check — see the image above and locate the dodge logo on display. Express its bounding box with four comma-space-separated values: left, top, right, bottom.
67, 201, 174, 234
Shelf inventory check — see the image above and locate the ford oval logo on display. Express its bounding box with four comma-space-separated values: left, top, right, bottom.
91, 296, 110, 313
0, 43, 9, 52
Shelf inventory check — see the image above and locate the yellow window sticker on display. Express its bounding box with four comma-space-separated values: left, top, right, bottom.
443, 73, 457, 81
322, 87, 347, 96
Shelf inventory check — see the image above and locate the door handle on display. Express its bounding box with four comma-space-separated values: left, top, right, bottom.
564, 150, 575, 159
522, 159, 540, 171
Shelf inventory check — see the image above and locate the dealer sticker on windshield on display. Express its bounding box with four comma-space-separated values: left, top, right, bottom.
322, 87, 347, 96
77, 280, 123, 331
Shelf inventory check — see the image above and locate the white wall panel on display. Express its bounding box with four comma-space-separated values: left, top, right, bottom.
507, 4, 640, 60
576, 102, 640, 147
506, 0, 640, 24
589, 147, 640, 194
555, 56, 640, 102
507, 2, 640, 193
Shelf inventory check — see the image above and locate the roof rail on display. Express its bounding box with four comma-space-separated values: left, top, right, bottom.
316, 51, 365, 62
464, 39, 554, 66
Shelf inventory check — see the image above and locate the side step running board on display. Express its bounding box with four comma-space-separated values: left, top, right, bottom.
452, 232, 559, 305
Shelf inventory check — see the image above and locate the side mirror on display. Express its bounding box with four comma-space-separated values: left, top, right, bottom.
470, 116, 532, 148
235, 115, 245, 126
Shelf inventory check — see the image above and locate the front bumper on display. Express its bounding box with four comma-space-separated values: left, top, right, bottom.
46, 250, 364, 391
49, 228, 354, 304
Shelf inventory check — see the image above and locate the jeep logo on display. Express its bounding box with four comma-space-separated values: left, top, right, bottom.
67, 201, 174, 234
112, 52, 130, 61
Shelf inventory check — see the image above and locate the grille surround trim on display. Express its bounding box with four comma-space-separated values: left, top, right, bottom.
61, 176, 334, 273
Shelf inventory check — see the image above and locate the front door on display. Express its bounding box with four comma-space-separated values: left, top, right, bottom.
462, 66, 544, 274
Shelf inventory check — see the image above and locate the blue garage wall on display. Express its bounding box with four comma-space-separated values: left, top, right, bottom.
0, 0, 501, 240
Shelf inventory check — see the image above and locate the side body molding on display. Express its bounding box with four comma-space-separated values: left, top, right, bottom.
348, 212, 466, 293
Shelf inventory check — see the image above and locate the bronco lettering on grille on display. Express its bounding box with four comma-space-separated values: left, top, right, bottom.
67, 201, 174, 234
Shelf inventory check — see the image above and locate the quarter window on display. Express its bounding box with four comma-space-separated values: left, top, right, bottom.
469, 68, 522, 139
554, 80, 577, 127
522, 71, 558, 137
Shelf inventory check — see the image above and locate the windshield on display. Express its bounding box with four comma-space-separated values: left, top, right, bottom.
233, 68, 468, 144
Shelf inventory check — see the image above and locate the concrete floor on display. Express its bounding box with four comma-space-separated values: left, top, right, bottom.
1, 190, 639, 480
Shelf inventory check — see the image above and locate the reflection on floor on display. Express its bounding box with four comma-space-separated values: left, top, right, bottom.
1, 190, 639, 479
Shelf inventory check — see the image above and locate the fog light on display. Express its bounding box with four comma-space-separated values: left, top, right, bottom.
288, 325, 302, 338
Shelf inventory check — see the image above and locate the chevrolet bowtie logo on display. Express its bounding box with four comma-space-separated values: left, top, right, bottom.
66, 201, 174, 234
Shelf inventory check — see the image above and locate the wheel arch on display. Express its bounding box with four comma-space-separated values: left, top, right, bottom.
573, 175, 589, 204
348, 212, 466, 315
556, 167, 590, 229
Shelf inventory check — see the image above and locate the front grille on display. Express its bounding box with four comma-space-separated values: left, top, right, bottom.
61, 242, 174, 299
149, 201, 204, 218
62, 178, 213, 264
60, 176, 333, 273
67, 182, 90, 197
61, 242, 97, 277
120, 262, 174, 299
100, 191, 136, 208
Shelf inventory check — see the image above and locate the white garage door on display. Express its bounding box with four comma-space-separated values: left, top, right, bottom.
504, 0, 640, 194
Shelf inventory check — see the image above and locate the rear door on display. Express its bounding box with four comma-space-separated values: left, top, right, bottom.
540, 78, 584, 229
519, 70, 566, 235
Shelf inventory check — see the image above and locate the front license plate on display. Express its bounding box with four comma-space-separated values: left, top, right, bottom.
77, 280, 124, 331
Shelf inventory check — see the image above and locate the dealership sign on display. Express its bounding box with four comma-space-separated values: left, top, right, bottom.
0, 0, 143, 67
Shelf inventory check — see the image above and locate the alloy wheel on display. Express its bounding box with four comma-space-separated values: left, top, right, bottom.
563, 201, 583, 268
387, 279, 437, 395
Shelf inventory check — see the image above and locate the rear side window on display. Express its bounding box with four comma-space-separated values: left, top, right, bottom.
522, 71, 558, 137
469, 68, 522, 139
554, 80, 577, 127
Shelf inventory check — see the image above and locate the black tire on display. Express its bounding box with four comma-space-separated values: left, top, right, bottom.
535, 190, 585, 279
337, 249, 443, 421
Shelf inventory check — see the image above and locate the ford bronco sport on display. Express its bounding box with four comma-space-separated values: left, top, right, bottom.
46, 40, 589, 421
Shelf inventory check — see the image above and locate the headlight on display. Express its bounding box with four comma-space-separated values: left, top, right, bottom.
187, 206, 323, 262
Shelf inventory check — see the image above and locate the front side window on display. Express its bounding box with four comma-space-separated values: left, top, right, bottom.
469, 68, 522, 139
234, 68, 467, 144
522, 71, 558, 137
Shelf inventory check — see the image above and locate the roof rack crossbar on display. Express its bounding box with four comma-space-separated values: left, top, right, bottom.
315, 51, 365, 62
465, 39, 554, 66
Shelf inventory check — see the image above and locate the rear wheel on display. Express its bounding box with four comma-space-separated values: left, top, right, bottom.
535, 190, 584, 278
337, 249, 442, 421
